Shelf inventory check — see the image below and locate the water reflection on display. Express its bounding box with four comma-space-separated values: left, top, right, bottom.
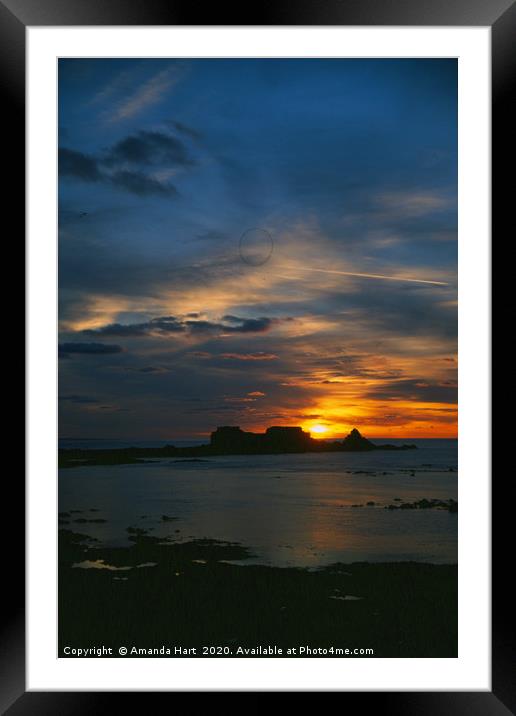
60, 444, 458, 567
72, 559, 157, 570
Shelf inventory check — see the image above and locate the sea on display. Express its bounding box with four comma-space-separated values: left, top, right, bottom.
58, 438, 458, 567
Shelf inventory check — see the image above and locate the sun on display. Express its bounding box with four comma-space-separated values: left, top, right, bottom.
310, 424, 328, 436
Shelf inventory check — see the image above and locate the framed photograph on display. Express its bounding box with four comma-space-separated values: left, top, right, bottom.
7, 0, 509, 707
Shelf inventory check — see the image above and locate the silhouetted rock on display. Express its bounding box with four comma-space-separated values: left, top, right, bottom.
339, 428, 376, 452
384, 498, 458, 512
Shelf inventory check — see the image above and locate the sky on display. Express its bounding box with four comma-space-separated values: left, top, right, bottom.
58, 58, 457, 440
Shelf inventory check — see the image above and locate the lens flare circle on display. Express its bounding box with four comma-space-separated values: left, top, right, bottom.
239, 228, 274, 267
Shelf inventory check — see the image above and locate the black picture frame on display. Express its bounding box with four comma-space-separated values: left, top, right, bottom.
5, 0, 508, 709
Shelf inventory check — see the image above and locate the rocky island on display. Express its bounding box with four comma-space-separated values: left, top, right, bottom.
59, 426, 416, 468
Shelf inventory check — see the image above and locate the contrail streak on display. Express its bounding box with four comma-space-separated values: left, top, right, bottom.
283, 265, 448, 286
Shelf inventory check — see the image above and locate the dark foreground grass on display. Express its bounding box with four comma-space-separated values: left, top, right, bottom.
59, 529, 457, 658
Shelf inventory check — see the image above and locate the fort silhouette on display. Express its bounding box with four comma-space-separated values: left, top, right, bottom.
209, 425, 415, 454
210, 425, 313, 453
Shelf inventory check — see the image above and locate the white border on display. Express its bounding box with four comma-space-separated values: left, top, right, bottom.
27, 26, 490, 691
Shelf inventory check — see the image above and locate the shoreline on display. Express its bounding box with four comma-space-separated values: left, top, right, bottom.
59, 527, 457, 658
58, 426, 418, 468
58, 442, 418, 469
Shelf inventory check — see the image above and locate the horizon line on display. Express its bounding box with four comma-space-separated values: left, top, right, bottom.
59, 434, 458, 442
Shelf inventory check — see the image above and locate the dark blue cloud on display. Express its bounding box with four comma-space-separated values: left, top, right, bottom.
59, 148, 102, 182
59, 129, 193, 197
103, 130, 194, 168
59, 342, 123, 358
167, 120, 201, 141
80, 315, 277, 338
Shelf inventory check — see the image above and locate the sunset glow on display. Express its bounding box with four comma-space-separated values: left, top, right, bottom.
309, 424, 329, 436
